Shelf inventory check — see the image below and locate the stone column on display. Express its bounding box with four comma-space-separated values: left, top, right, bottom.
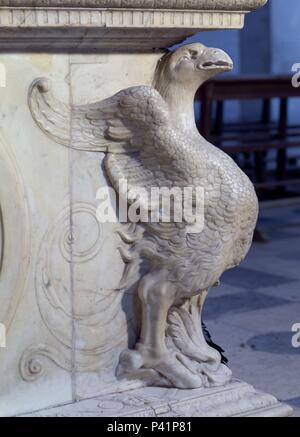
0, 0, 292, 417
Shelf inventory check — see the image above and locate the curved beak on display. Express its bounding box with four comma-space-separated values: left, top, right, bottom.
197, 47, 233, 72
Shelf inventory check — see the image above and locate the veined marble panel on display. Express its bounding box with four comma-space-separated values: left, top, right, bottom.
0, 54, 73, 416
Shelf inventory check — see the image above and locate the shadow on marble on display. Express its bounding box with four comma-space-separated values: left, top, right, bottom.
204, 291, 291, 320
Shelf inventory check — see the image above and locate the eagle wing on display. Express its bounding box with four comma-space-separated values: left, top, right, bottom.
28, 79, 181, 211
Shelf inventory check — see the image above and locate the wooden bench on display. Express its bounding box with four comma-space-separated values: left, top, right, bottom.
197, 75, 300, 196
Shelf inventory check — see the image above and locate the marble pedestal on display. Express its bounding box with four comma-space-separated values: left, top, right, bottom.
0, 0, 292, 417
21, 380, 292, 418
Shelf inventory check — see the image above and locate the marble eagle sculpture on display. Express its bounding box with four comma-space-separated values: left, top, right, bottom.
28, 43, 258, 389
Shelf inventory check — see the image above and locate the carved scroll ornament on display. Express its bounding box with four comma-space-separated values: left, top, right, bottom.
20, 203, 134, 381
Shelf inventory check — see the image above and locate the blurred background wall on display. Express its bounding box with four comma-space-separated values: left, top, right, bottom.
173, 0, 300, 123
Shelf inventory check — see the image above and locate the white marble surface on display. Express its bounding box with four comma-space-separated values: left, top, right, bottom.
0, 0, 276, 418
0, 52, 161, 415
0, 54, 73, 416
21, 379, 293, 417
0, 48, 288, 417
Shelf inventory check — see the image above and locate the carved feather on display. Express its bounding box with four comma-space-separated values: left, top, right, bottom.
28, 78, 182, 209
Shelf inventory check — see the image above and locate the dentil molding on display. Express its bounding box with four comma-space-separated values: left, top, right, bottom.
0, 0, 268, 51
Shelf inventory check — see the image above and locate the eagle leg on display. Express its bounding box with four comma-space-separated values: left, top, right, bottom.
117, 271, 205, 388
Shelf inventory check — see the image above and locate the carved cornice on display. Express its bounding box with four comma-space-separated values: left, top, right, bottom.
0, 0, 268, 51
0, 1, 268, 11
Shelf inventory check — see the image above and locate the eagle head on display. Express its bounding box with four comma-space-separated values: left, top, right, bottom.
153, 43, 233, 93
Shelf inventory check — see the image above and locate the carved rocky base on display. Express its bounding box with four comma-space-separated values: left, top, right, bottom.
21, 379, 293, 417
117, 296, 233, 390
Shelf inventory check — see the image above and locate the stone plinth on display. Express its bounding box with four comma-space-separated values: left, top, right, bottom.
21, 380, 292, 417
0, 1, 268, 51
